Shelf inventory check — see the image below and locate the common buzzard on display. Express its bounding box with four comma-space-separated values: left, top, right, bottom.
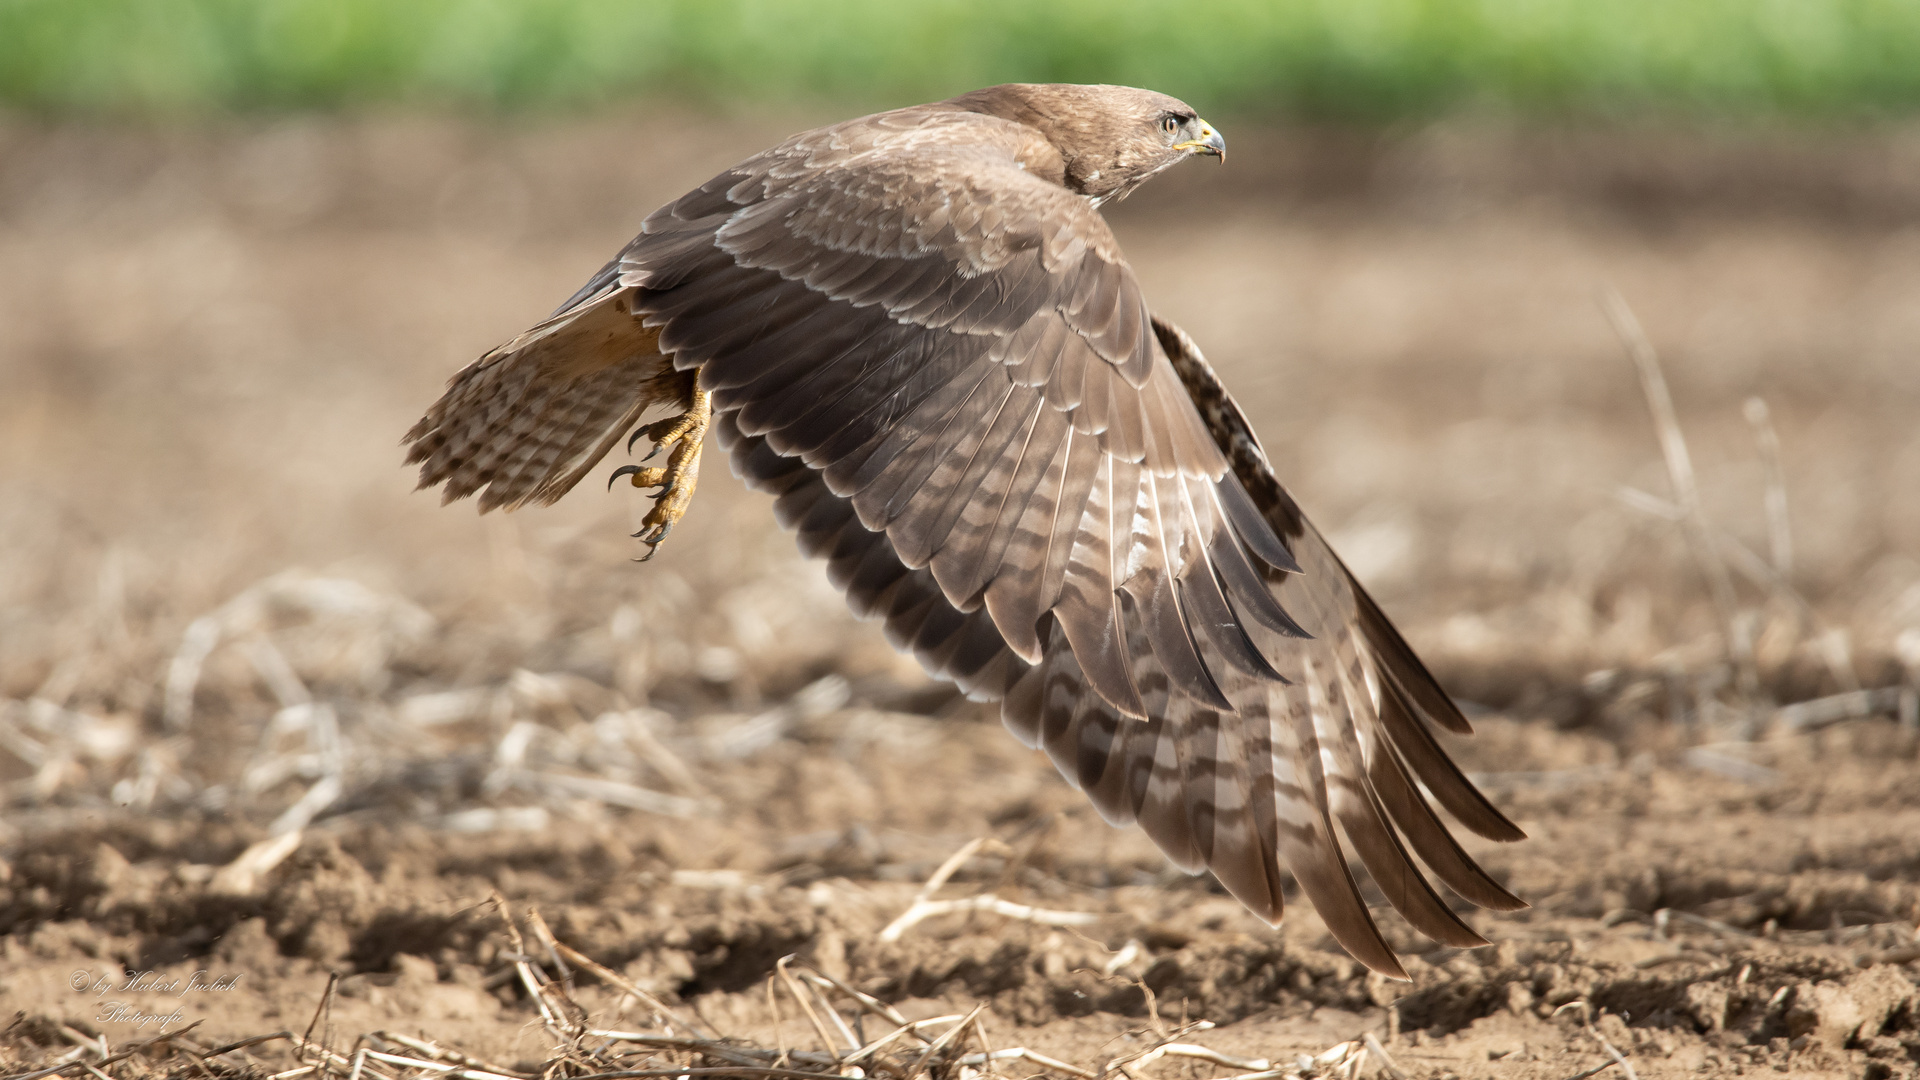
405, 83, 1524, 978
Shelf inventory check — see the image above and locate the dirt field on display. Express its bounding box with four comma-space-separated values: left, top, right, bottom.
2, 110, 1918, 1079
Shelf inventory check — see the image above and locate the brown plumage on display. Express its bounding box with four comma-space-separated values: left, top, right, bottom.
405, 83, 1526, 978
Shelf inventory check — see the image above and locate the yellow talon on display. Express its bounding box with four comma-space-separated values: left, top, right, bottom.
610, 388, 710, 560
613, 466, 669, 489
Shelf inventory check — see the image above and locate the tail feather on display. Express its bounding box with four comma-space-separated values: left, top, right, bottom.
404, 290, 690, 512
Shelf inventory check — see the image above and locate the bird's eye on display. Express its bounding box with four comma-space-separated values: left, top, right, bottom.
1161, 115, 1180, 135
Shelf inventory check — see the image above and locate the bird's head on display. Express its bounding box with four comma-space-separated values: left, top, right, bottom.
948, 83, 1224, 204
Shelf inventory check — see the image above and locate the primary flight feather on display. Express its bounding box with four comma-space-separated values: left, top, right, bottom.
405, 83, 1526, 978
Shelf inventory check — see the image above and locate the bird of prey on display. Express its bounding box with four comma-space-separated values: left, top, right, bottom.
404, 83, 1525, 978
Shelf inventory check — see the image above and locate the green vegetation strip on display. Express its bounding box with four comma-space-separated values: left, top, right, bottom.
5, 0, 1920, 117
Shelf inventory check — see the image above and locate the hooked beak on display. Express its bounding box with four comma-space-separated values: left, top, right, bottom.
1173, 120, 1225, 163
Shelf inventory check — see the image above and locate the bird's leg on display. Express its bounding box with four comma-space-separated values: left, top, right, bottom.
608, 386, 710, 561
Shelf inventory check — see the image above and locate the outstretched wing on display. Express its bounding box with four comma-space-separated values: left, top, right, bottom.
619, 105, 1305, 722
996, 318, 1527, 978
404, 102, 1525, 976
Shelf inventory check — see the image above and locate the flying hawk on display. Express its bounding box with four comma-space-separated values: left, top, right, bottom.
404, 83, 1525, 978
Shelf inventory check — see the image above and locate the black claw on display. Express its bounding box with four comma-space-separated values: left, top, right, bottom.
631, 518, 675, 542
626, 427, 648, 454
608, 464, 643, 491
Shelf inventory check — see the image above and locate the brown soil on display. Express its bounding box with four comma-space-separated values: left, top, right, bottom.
1, 112, 1918, 1079
2, 718, 1918, 1078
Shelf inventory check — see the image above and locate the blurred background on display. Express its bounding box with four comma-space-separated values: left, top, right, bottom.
9, 0, 1920, 116
4, 0, 1920, 961
6, 1, 1920, 1066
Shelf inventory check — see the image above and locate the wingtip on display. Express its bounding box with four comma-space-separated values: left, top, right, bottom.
1478, 878, 1532, 912
1360, 951, 1411, 982
1477, 813, 1529, 845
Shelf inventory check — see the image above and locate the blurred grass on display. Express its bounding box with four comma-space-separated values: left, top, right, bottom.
5, 0, 1920, 119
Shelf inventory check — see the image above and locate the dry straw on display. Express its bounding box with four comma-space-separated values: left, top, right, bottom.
0, 842, 1415, 1080
1601, 287, 1920, 741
